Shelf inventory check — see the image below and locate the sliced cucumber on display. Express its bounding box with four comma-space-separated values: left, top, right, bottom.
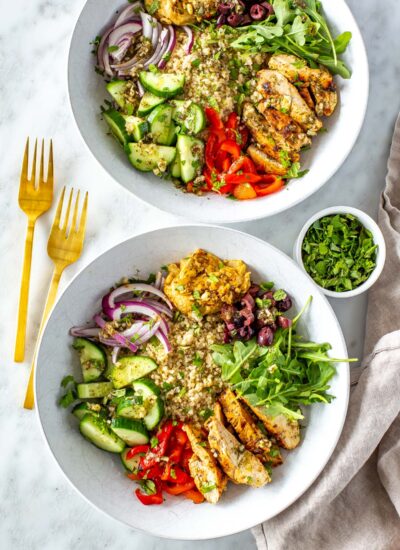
116, 395, 147, 419
104, 350, 114, 380
177, 135, 205, 183
72, 402, 105, 420
124, 115, 149, 142
80, 414, 125, 453
148, 104, 176, 145
120, 448, 141, 472
127, 143, 176, 172
170, 149, 181, 178
137, 92, 166, 116
171, 100, 186, 123
132, 379, 164, 430
77, 382, 113, 399
110, 417, 149, 446
103, 109, 130, 147
110, 356, 158, 389
185, 103, 206, 135
73, 338, 106, 383
139, 71, 185, 98
106, 80, 134, 114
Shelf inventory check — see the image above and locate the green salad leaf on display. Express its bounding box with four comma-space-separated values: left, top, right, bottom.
212, 296, 356, 421
301, 213, 378, 292
230, 0, 352, 78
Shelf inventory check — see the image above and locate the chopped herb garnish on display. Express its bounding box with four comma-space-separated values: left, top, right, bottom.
256, 297, 272, 309
273, 289, 287, 301
199, 408, 213, 421
175, 284, 185, 292
193, 352, 203, 367
107, 45, 119, 53
201, 483, 216, 494
191, 303, 203, 318
193, 290, 201, 300
150, 436, 159, 448
61, 375, 75, 388
260, 281, 274, 291
191, 58, 201, 67
208, 274, 219, 284
146, 0, 159, 14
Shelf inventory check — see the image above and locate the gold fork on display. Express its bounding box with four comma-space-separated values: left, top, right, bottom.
23, 187, 89, 409
14, 138, 54, 362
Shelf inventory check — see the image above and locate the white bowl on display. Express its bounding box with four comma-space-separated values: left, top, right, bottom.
293, 206, 386, 298
68, 0, 369, 223
36, 225, 350, 540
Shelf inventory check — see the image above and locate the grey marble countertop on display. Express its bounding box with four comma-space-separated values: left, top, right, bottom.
1, 1, 400, 548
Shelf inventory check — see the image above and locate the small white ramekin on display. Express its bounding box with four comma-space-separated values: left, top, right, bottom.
293, 206, 386, 298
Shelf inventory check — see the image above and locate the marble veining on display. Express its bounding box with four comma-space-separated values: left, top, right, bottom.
1, 1, 400, 548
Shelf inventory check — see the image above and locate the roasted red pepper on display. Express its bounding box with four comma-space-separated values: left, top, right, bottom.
126, 445, 150, 460
140, 420, 174, 469
162, 480, 196, 495
220, 139, 241, 159
135, 479, 163, 506
228, 155, 256, 174
224, 173, 263, 185
253, 177, 284, 196
205, 106, 224, 130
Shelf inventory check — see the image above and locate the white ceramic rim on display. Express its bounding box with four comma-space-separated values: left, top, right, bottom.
293, 206, 386, 298
67, 0, 369, 224
34, 224, 350, 539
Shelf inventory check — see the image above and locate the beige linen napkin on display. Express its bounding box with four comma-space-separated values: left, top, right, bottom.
253, 115, 400, 550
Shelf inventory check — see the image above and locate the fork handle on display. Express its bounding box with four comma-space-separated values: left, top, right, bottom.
14, 218, 36, 362
23, 264, 64, 410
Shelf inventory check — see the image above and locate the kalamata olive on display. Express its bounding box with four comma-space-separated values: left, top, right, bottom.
260, 290, 276, 306
260, 1, 274, 15
248, 284, 260, 297
218, 2, 233, 14
223, 327, 231, 343
257, 326, 274, 346
241, 293, 255, 310
216, 13, 226, 27
276, 294, 292, 312
227, 13, 243, 26
241, 14, 252, 25
277, 316, 292, 329
250, 4, 266, 20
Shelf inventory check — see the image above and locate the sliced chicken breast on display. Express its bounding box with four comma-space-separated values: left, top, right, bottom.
268, 54, 338, 117
219, 389, 282, 466
145, 0, 219, 25
256, 69, 322, 135
246, 145, 287, 176
241, 397, 300, 450
183, 424, 227, 503
207, 409, 271, 487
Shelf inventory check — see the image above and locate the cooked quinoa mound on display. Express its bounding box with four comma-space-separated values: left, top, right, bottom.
145, 313, 226, 425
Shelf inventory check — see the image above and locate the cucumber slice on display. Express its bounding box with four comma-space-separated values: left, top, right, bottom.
124, 115, 149, 142
177, 135, 205, 183
127, 143, 176, 172
106, 80, 134, 114
170, 149, 181, 178
171, 100, 186, 123
73, 338, 106, 383
80, 414, 125, 453
103, 109, 130, 147
116, 395, 147, 419
185, 103, 206, 135
77, 382, 113, 399
120, 448, 141, 472
72, 402, 106, 420
110, 356, 158, 389
111, 417, 149, 446
104, 350, 114, 380
137, 92, 166, 116
139, 71, 185, 98
148, 104, 176, 145
132, 379, 164, 430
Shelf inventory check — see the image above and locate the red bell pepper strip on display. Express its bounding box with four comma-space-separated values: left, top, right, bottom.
182, 488, 205, 504
224, 173, 263, 185
181, 449, 193, 472
253, 178, 284, 196
161, 463, 191, 484
162, 480, 195, 495
126, 445, 150, 460
226, 112, 238, 129
214, 149, 229, 173
228, 155, 256, 174
238, 125, 250, 148
140, 421, 174, 469
205, 106, 224, 130
135, 479, 164, 506
138, 463, 164, 480
220, 139, 241, 159
168, 445, 184, 465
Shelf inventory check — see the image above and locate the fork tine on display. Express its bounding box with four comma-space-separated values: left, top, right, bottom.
47, 139, 54, 188
30, 139, 38, 188
62, 188, 74, 234
39, 139, 45, 186
78, 192, 89, 236
70, 190, 81, 233
53, 186, 66, 227
20, 138, 30, 185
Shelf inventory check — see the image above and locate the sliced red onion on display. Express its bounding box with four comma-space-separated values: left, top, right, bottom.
94, 313, 138, 352
158, 25, 176, 69
106, 283, 172, 309
114, 2, 143, 27
93, 313, 107, 328
155, 329, 172, 353
108, 301, 169, 334
144, 27, 169, 68
137, 80, 145, 96
69, 326, 100, 338
109, 22, 142, 46
97, 25, 115, 76
154, 271, 163, 289
134, 319, 162, 346
112, 346, 120, 364
151, 22, 162, 50
183, 25, 194, 54
140, 11, 155, 40
143, 299, 173, 318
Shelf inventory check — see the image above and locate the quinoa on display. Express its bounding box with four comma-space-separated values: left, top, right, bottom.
145, 313, 226, 425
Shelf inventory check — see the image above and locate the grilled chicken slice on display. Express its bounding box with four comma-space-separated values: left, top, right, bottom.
256, 69, 322, 135
268, 54, 338, 117
247, 145, 287, 176
220, 389, 282, 466
183, 424, 227, 503
207, 406, 271, 487
145, 0, 219, 25
241, 397, 300, 450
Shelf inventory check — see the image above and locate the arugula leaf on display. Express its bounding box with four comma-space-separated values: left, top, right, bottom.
274, 0, 294, 27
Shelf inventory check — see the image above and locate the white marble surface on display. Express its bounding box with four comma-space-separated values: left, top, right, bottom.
1, 1, 400, 548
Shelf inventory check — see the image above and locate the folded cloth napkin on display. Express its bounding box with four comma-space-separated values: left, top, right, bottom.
253, 114, 400, 550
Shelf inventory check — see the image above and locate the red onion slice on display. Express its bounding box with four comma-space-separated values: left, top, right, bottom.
114, 2, 143, 27
106, 283, 172, 309
140, 11, 155, 40
109, 22, 142, 46
158, 25, 176, 69
111, 346, 120, 364
97, 25, 115, 76
155, 329, 172, 353
144, 27, 169, 68
137, 80, 145, 96
109, 301, 169, 334
94, 313, 138, 352
183, 25, 194, 54
69, 326, 100, 338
